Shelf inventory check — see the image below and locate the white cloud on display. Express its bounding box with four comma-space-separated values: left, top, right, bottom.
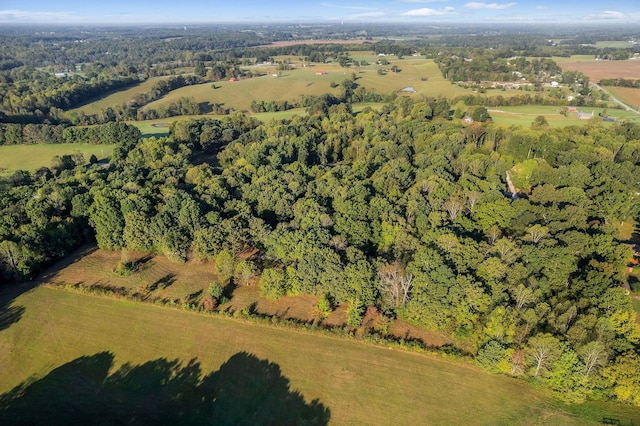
402, 6, 456, 16
349, 11, 387, 19
587, 10, 627, 20
397, 0, 450, 3
0, 9, 82, 22
321, 3, 378, 11
535, 5, 547, 10
465, 2, 517, 10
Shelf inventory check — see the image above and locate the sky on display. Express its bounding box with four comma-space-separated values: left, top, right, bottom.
0, 0, 639, 25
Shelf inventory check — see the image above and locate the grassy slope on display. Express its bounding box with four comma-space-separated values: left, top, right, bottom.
1, 285, 639, 425
140, 57, 469, 114
65, 77, 169, 116
0, 144, 114, 175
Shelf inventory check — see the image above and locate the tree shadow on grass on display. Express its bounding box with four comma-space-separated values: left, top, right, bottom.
0, 281, 31, 332
0, 299, 24, 331
0, 351, 330, 426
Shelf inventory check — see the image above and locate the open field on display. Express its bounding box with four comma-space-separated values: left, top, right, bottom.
2, 283, 640, 424
594, 41, 637, 49
559, 59, 640, 82
605, 86, 640, 111
489, 105, 640, 128
551, 55, 596, 63
66, 77, 170, 116
0, 144, 114, 175
263, 39, 371, 47
39, 246, 466, 351
140, 57, 467, 114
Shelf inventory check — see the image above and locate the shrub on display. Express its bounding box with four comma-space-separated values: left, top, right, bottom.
203, 296, 218, 311
316, 294, 334, 318
208, 281, 224, 299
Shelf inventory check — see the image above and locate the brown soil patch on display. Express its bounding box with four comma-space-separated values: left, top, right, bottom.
560, 60, 640, 82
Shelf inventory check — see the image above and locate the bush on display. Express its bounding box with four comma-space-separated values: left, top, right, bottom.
316, 294, 334, 318
208, 281, 224, 299
203, 296, 218, 311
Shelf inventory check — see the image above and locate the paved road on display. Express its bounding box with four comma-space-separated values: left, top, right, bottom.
590, 82, 640, 115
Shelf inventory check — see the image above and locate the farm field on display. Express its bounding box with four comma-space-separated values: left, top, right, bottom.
559, 59, 640, 82
604, 86, 640, 111
140, 57, 468, 114
551, 55, 596, 64
2, 283, 640, 424
0, 144, 114, 175
489, 105, 640, 128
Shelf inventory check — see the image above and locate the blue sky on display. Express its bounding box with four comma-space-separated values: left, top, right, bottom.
1, 0, 639, 24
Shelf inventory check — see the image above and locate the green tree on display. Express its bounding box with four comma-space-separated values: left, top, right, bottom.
603, 352, 640, 406
214, 249, 237, 285
259, 268, 287, 300
234, 260, 256, 286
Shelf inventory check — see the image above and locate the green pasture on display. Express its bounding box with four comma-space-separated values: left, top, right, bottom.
1, 285, 639, 424
140, 58, 466, 114
66, 77, 170, 116
594, 41, 635, 49
0, 144, 114, 175
489, 105, 640, 128
551, 55, 596, 63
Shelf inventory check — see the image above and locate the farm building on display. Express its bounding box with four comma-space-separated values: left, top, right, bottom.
229, 77, 238, 82
576, 110, 594, 120
401, 87, 416, 93
315, 71, 327, 75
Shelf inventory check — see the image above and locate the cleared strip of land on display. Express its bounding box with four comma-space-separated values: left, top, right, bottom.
2, 285, 639, 424
0, 144, 114, 175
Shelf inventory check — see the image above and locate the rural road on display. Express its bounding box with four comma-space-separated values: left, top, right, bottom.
590, 82, 640, 115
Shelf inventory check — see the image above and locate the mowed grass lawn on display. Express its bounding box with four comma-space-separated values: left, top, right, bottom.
0, 144, 114, 175
489, 105, 640, 127
2, 285, 640, 425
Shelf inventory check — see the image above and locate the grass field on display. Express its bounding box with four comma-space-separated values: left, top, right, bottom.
594, 41, 636, 49
2, 284, 639, 424
605, 86, 640, 111
65, 77, 171, 116
551, 55, 596, 64
489, 105, 640, 128
0, 144, 114, 175
138, 57, 467, 114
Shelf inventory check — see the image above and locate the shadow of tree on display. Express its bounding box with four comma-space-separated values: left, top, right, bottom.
150, 273, 176, 291
0, 351, 330, 426
0, 301, 24, 331
0, 283, 29, 332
